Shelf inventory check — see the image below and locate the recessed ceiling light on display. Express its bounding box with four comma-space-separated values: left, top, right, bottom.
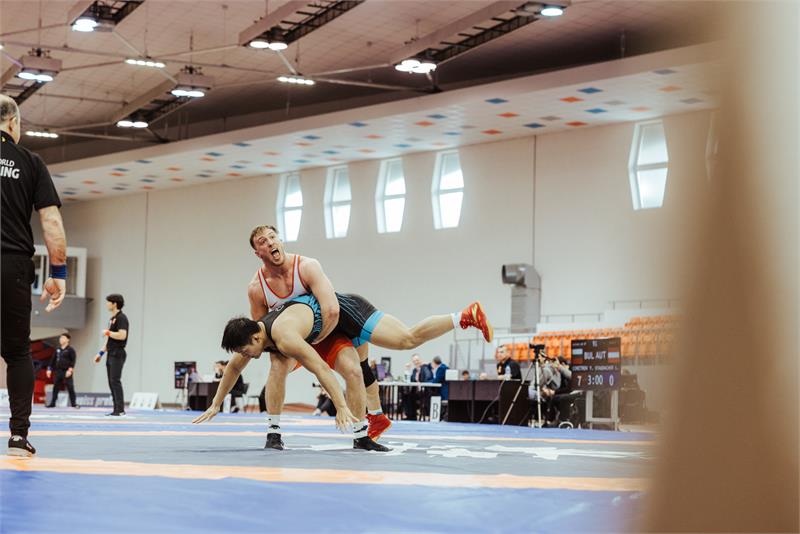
540, 6, 564, 17
72, 17, 98, 32
171, 88, 205, 98
277, 75, 314, 85
125, 58, 165, 69
26, 130, 59, 139
17, 70, 55, 82
395, 58, 436, 74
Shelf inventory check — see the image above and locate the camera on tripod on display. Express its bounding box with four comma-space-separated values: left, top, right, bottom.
529, 343, 546, 359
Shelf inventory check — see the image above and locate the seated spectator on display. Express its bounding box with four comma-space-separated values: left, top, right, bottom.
313, 387, 336, 417
428, 356, 449, 400
495, 345, 522, 379
410, 354, 432, 382
478, 372, 489, 380
461, 370, 471, 380
548, 357, 578, 426
403, 362, 412, 382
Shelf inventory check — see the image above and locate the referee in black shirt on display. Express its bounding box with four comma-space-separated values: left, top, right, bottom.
1, 94, 68, 456
94, 293, 129, 416
46, 333, 78, 408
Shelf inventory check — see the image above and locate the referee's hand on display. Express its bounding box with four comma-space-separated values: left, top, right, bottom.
40, 277, 66, 312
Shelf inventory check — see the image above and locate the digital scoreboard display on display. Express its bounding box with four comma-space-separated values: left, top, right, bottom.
570, 338, 621, 390
174, 361, 197, 389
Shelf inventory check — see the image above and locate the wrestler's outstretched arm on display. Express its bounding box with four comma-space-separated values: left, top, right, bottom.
192, 353, 249, 424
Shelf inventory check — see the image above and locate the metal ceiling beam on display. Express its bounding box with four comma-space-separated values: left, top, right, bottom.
153, 44, 240, 60
66, 1, 97, 26
387, 1, 520, 65
112, 30, 178, 83
0, 62, 22, 87
66, 0, 145, 26
1, 40, 279, 77
112, 78, 174, 123
1, 40, 131, 60
429, 12, 538, 65
13, 90, 124, 105
238, 1, 309, 47
281, 1, 365, 45
0, 23, 68, 39
312, 76, 425, 92
51, 130, 145, 142
138, 96, 191, 125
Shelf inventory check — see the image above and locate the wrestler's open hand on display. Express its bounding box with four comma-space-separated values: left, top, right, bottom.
192, 404, 220, 424
334, 406, 359, 433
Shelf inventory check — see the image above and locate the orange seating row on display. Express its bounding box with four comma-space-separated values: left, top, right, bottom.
509, 315, 680, 361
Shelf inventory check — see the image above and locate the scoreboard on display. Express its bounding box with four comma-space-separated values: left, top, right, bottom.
570, 338, 621, 390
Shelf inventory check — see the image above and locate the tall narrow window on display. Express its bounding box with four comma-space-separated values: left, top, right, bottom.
277, 173, 303, 242
324, 166, 351, 239
432, 150, 464, 229
375, 158, 405, 233
628, 120, 669, 210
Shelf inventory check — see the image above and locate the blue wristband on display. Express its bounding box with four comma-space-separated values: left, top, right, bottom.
99, 350, 105, 357
50, 264, 67, 280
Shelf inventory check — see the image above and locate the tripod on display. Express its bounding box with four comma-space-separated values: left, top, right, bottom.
501, 345, 546, 427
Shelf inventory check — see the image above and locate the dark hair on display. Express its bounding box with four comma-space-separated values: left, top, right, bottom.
249, 225, 278, 249
106, 293, 125, 309
215, 360, 225, 366
432, 356, 442, 365
221, 316, 261, 353
61, 332, 71, 340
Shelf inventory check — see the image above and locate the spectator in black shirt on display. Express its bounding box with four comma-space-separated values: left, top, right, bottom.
495, 346, 522, 379
213, 360, 225, 380
221, 360, 247, 413
1, 95, 68, 457
46, 333, 78, 408
94, 294, 129, 416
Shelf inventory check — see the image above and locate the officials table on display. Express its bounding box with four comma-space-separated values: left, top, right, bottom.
188, 381, 219, 411
447, 379, 530, 426
377, 381, 441, 421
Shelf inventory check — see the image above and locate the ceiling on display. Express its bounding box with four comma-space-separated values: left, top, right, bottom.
0, 0, 721, 160
47, 44, 719, 202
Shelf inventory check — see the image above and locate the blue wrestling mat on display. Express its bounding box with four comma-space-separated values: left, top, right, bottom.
1, 408, 653, 533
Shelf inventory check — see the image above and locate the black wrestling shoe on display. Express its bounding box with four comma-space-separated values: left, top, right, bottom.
106, 411, 125, 416
7, 436, 36, 457
353, 436, 391, 452
265, 433, 284, 450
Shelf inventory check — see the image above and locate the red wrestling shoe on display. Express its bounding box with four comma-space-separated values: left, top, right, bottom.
459, 301, 494, 342
367, 413, 392, 441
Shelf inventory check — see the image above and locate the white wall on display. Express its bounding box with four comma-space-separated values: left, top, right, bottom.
37, 136, 535, 405
534, 111, 711, 315
34, 110, 710, 406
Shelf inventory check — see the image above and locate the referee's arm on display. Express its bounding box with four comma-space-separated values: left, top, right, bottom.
38, 206, 67, 311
